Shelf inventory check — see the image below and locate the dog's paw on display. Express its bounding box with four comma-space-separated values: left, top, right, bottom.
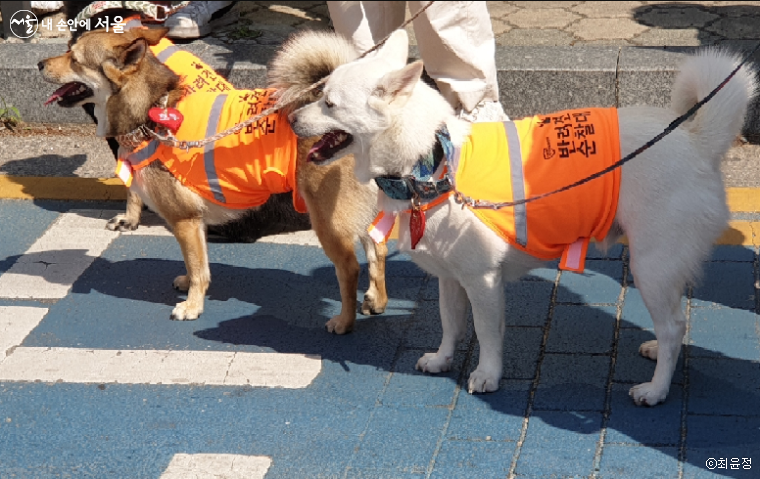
171, 301, 203, 321
361, 291, 386, 315
173, 275, 190, 292
325, 315, 354, 335
639, 340, 659, 361
106, 214, 139, 232
467, 367, 500, 394
629, 382, 668, 406
415, 352, 452, 374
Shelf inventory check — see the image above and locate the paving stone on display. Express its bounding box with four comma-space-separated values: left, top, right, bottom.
688, 358, 760, 416
556, 260, 624, 305
515, 411, 602, 477
504, 280, 554, 327
707, 245, 755, 262
430, 440, 514, 479
346, 470, 424, 479
567, 17, 649, 40
605, 384, 683, 445
571, 1, 646, 18
587, 243, 624, 260
382, 349, 465, 408
636, 6, 719, 28
599, 445, 680, 478
447, 380, 531, 442
631, 27, 720, 46
689, 307, 759, 361
682, 416, 760, 479
351, 406, 450, 473
533, 354, 610, 411
505, 8, 580, 29
706, 16, 760, 39
485, 1, 519, 18
491, 18, 512, 36
720, 3, 760, 17
545, 305, 617, 354
691, 261, 755, 310
574, 39, 634, 46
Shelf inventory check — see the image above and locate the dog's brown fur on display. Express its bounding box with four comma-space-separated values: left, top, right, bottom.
39, 27, 387, 333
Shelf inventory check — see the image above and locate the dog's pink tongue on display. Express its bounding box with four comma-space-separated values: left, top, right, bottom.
44, 83, 79, 106
307, 134, 331, 162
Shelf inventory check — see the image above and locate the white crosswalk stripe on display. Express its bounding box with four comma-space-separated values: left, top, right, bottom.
0, 210, 323, 388
160, 454, 272, 479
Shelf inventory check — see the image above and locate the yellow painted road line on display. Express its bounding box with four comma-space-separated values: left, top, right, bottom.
0, 176, 127, 201
0, 178, 757, 245
0, 178, 759, 212
726, 187, 760, 212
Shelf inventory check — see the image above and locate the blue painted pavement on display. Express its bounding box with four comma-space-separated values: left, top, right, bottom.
0, 199, 758, 478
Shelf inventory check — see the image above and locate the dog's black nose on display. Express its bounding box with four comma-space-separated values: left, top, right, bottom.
37, 61, 45, 71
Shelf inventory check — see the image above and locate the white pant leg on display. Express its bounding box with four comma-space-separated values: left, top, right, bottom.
327, 1, 407, 54
409, 1, 499, 111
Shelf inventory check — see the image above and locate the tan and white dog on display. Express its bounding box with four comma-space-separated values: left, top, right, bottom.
288, 29, 756, 406
39, 28, 388, 333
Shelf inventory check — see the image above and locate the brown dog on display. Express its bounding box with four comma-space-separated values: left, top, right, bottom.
38, 27, 387, 334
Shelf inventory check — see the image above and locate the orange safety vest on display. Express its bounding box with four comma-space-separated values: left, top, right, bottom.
115, 17, 306, 213
452, 108, 621, 272
121, 16, 234, 96
120, 88, 305, 212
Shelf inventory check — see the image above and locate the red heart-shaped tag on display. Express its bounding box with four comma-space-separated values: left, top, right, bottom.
148, 107, 184, 132
409, 208, 425, 250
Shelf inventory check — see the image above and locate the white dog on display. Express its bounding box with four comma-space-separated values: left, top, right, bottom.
289, 29, 756, 406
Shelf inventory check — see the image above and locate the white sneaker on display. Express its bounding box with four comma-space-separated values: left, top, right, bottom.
164, 1, 234, 39
457, 101, 510, 123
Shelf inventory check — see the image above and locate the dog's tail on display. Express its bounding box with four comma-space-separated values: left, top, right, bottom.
267, 30, 358, 114
670, 49, 758, 163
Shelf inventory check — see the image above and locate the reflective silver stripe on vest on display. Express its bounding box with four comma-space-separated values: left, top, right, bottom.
204, 94, 228, 204
449, 144, 461, 187
504, 121, 527, 247
126, 139, 160, 165
156, 45, 179, 63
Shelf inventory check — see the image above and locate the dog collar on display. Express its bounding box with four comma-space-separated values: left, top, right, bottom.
374, 126, 454, 202
115, 94, 178, 151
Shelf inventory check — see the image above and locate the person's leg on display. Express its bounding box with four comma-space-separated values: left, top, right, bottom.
327, 1, 406, 54
409, 1, 507, 121
164, 1, 236, 39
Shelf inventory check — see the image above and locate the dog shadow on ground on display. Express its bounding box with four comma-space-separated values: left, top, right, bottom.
7, 237, 755, 477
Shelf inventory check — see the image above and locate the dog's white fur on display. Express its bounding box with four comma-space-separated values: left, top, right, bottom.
290, 30, 757, 406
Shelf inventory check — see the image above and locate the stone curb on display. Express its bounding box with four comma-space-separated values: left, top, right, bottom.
1, 42, 759, 134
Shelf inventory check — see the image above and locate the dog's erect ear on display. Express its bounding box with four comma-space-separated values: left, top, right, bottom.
375, 29, 409, 69
131, 26, 169, 46
120, 38, 148, 68
372, 60, 423, 107
102, 37, 148, 87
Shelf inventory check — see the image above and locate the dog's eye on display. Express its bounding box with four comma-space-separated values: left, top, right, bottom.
324, 98, 334, 108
